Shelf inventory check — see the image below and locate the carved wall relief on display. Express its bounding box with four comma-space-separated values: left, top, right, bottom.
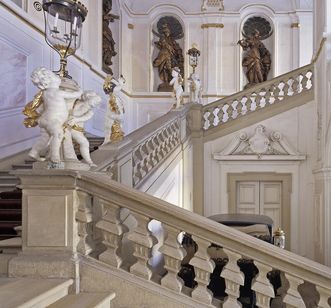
238, 16, 273, 89
102, 0, 119, 75
152, 16, 184, 92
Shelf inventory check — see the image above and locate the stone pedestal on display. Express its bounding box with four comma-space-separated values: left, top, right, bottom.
8, 170, 82, 290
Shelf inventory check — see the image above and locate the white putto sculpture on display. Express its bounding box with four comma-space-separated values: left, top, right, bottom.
28, 67, 82, 164
169, 67, 184, 108
103, 75, 126, 145
188, 73, 202, 104
63, 91, 101, 166
24, 67, 101, 168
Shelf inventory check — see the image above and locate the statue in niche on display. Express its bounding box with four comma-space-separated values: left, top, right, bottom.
102, 0, 119, 75
237, 16, 273, 89
153, 16, 184, 92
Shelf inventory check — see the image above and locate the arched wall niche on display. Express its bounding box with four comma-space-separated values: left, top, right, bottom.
149, 6, 187, 92
238, 5, 276, 90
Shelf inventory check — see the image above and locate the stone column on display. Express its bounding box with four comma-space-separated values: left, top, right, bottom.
188, 104, 204, 215
202, 20, 223, 102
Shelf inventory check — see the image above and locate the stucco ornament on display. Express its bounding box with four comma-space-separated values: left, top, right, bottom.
213, 125, 306, 161
169, 67, 184, 108
248, 125, 270, 155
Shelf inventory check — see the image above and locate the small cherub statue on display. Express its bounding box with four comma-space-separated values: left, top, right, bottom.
169, 67, 184, 108
28, 67, 82, 163
63, 91, 101, 166
188, 73, 202, 104
103, 75, 126, 144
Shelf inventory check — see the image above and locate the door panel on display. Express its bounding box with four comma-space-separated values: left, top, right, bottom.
236, 182, 259, 214
260, 182, 282, 228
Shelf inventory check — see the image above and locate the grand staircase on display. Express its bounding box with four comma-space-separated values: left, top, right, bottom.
0, 61, 330, 306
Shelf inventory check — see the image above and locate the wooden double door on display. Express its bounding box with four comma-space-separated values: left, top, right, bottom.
228, 173, 292, 248
236, 181, 282, 229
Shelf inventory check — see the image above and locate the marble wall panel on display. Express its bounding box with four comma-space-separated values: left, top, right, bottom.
0, 39, 27, 110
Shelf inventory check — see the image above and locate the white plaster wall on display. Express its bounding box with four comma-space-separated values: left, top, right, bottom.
204, 101, 317, 260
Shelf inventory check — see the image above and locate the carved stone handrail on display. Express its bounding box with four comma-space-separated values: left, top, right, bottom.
18, 169, 329, 307
202, 64, 314, 134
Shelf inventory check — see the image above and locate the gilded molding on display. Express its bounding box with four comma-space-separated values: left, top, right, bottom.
201, 23, 224, 29
128, 23, 134, 29
291, 22, 301, 28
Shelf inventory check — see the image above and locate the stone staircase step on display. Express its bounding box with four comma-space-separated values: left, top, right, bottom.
48, 292, 116, 308
0, 278, 73, 308
0, 183, 18, 193
0, 199, 22, 209
0, 209, 21, 221
0, 237, 21, 254
0, 175, 19, 185
11, 164, 33, 170
0, 190, 22, 199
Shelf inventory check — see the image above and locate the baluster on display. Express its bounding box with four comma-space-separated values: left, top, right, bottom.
264, 89, 271, 106
189, 236, 215, 304
206, 108, 215, 127
283, 79, 290, 97
255, 94, 262, 109
301, 72, 309, 91
246, 97, 253, 112
316, 285, 331, 308
252, 261, 275, 308
76, 192, 94, 255
236, 98, 244, 116
128, 213, 156, 280
273, 84, 281, 103
217, 106, 225, 125
221, 249, 245, 308
227, 104, 234, 121
159, 224, 186, 292
283, 273, 305, 308
292, 77, 299, 94
96, 200, 127, 268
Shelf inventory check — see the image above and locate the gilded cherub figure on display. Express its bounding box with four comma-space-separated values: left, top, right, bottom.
103, 75, 126, 144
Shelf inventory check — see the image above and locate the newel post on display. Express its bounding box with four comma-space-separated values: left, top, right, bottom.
188, 104, 204, 215
8, 170, 82, 283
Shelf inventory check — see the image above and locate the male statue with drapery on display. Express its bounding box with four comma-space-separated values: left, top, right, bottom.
153, 16, 184, 92
238, 16, 273, 89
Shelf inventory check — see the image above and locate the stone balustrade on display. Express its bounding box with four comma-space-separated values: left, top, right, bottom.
202, 64, 314, 134
15, 170, 331, 307
92, 104, 189, 189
